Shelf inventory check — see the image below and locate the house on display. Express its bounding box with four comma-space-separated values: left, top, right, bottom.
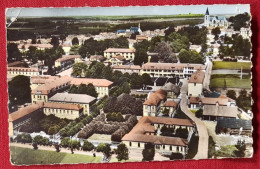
42, 102, 83, 120
48, 93, 96, 115
202, 105, 240, 121
54, 55, 82, 68
89, 55, 106, 62
216, 118, 252, 136
161, 82, 180, 99
141, 63, 206, 78
104, 54, 126, 66
7, 67, 40, 77
143, 89, 167, 116
188, 70, 205, 97
31, 76, 72, 103
122, 116, 195, 155
17, 44, 53, 52
9, 103, 43, 137
161, 100, 179, 117
240, 27, 252, 39
111, 65, 141, 74
70, 78, 113, 98
104, 48, 136, 61
189, 45, 202, 53
204, 7, 229, 28
189, 96, 236, 109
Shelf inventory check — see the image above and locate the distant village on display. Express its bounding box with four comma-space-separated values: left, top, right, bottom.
7, 7, 252, 163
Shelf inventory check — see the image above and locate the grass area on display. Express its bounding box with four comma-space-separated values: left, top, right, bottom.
211, 74, 251, 79
109, 158, 139, 162
10, 146, 101, 165
214, 145, 237, 158
189, 109, 197, 115
212, 61, 251, 70
210, 78, 251, 89
88, 134, 112, 142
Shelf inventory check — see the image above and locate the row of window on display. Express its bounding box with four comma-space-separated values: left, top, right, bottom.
129, 141, 184, 151
8, 71, 39, 75
44, 108, 75, 114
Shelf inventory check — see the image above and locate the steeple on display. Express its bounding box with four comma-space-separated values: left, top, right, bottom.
205, 7, 209, 15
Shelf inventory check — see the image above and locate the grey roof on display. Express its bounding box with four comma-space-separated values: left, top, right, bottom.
216, 119, 252, 130
49, 93, 96, 104
161, 82, 180, 94
205, 7, 209, 15
203, 105, 239, 118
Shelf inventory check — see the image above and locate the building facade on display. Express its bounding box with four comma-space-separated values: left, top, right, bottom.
188, 70, 205, 97
104, 48, 136, 61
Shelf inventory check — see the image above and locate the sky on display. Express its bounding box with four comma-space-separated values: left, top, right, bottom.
6, 4, 250, 18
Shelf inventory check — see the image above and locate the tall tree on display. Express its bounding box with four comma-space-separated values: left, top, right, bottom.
82, 140, 95, 151
7, 43, 22, 62
229, 12, 251, 31
50, 36, 59, 48
134, 49, 148, 65
8, 75, 31, 105
226, 90, 237, 100
142, 143, 155, 161
211, 27, 221, 40
96, 143, 111, 158
115, 143, 129, 161
168, 32, 189, 53
141, 73, 152, 89
154, 41, 173, 62
72, 37, 79, 45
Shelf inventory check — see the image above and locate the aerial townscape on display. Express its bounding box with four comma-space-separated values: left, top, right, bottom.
6, 5, 253, 165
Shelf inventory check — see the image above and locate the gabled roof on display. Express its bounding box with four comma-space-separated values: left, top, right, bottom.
49, 93, 96, 104
203, 105, 239, 118
188, 70, 205, 83
161, 82, 180, 94
216, 118, 252, 130
70, 78, 113, 87
104, 48, 135, 53
163, 100, 178, 107
143, 90, 167, 106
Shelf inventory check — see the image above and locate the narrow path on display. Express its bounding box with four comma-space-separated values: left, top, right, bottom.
203, 58, 212, 90
180, 79, 209, 159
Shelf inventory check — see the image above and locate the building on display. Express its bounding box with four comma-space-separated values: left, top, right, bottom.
204, 7, 229, 28
31, 76, 72, 103
143, 89, 167, 116
104, 48, 136, 61
17, 44, 53, 52
141, 63, 206, 78
48, 93, 96, 115
70, 78, 113, 98
240, 27, 252, 39
54, 55, 82, 68
188, 70, 205, 97
189, 45, 202, 53
202, 105, 240, 121
216, 118, 252, 136
30, 76, 60, 90
122, 116, 195, 155
189, 95, 236, 109
89, 55, 106, 62
42, 102, 83, 120
104, 54, 126, 66
111, 65, 141, 74
8, 61, 25, 67
9, 103, 43, 137
116, 24, 142, 37
7, 67, 40, 77
161, 82, 180, 99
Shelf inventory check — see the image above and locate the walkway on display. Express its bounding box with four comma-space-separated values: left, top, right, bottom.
180, 79, 209, 159
203, 58, 212, 90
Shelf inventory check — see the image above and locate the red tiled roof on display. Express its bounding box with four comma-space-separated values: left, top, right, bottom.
70, 78, 113, 87
163, 100, 178, 107
143, 90, 167, 106
188, 70, 205, 83
104, 48, 135, 53
55, 55, 81, 62
189, 97, 230, 106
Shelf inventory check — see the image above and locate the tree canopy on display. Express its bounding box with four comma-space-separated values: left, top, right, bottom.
229, 12, 251, 31
115, 143, 129, 161
8, 75, 31, 105
178, 49, 204, 64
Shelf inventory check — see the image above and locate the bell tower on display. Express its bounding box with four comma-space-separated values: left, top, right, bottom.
204, 7, 210, 27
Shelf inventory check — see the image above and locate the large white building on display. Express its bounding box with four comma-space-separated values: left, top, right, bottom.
204, 8, 229, 28
141, 63, 206, 78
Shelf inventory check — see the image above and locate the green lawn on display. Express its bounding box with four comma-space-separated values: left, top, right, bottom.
210, 78, 251, 89
88, 134, 112, 142
189, 109, 197, 115
212, 61, 251, 70
215, 145, 237, 158
10, 146, 101, 165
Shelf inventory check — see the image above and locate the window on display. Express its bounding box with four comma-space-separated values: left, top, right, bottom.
129, 142, 132, 146
170, 146, 172, 151
163, 145, 165, 149
194, 83, 196, 86
138, 142, 140, 147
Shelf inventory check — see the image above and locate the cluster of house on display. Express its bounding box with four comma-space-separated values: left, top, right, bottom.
9, 75, 113, 136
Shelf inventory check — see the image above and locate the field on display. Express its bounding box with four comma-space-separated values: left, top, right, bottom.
210, 78, 251, 89
210, 74, 251, 89
88, 134, 112, 142
10, 146, 101, 165
212, 61, 251, 70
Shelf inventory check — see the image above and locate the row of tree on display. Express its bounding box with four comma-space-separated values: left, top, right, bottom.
226, 89, 251, 111
77, 113, 138, 142
106, 112, 124, 122
69, 83, 98, 98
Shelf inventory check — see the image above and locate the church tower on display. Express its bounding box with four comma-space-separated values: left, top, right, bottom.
204, 7, 210, 27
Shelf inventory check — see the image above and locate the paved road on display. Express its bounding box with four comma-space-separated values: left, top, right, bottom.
203, 58, 212, 91
180, 79, 209, 160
